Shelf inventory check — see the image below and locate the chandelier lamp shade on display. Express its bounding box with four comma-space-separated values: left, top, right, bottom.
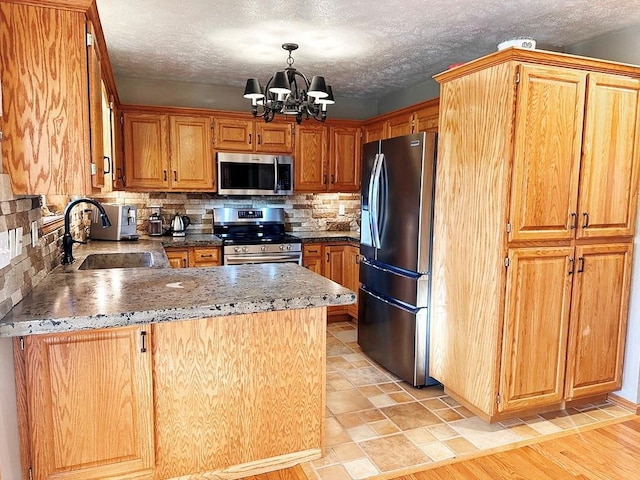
243, 43, 335, 124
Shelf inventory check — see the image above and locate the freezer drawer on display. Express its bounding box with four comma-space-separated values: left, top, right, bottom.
359, 257, 429, 308
358, 286, 437, 386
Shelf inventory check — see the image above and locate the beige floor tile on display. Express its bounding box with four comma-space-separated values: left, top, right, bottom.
333, 330, 358, 343
434, 407, 464, 422
348, 423, 377, 442
498, 418, 523, 428
421, 441, 456, 461
521, 415, 563, 435
404, 426, 437, 445
311, 448, 339, 468
336, 412, 366, 428
343, 458, 380, 479
358, 385, 383, 397
332, 442, 366, 462
454, 406, 476, 418
506, 422, 542, 439
539, 408, 596, 429
330, 378, 356, 391
326, 416, 352, 447
440, 395, 461, 407
327, 388, 375, 415
369, 394, 398, 408
343, 366, 393, 386
359, 433, 431, 472
351, 360, 372, 368
421, 398, 449, 410
316, 464, 352, 480
445, 436, 479, 455
343, 352, 368, 362
388, 391, 415, 403
327, 343, 355, 357
582, 406, 615, 421
597, 403, 634, 417
450, 416, 521, 449
378, 382, 403, 393
358, 408, 386, 423
382, 402, 444, 430
427, 423, 461, 440
369, 418, 401, 436
399, 382, 445, 400
327, 371, 346, 381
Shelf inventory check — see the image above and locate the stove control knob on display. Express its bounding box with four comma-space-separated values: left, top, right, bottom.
242, 247, 249, 253
261, 246, 266, 251
286, 244, 292, 250
279, 245, 285, 250
234, 247, 240, 252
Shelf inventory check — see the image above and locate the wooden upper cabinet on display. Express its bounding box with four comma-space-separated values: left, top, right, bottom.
413, 104, 439, 133
499, 246, 574, 413
123, 112, 169, 190
363, 120, 387, 143
214, 116, 293, 153
0, 3, 91, 195
577, 73, 640, 239
329, 125, 361, 192
169, 115, 215, 190
294, 124, 328, 192
386, 113, 413, 138
509, 65, 587, 242
22, 326, 154, 480
564, 243, 633, 399
509, 66, 640, 242
87, 20, 105, 190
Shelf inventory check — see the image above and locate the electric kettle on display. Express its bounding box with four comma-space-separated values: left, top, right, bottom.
171, 214, 190, 237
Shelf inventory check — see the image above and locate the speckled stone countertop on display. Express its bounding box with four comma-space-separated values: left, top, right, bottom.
0, 237, 355, 338
294, 231, 360, 243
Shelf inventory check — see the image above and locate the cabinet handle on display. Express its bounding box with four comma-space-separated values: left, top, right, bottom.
323, 174, 327, 184
582, 212, 589, 228
173, 170, 177, 182
103, 156, 111, 174
577, 257, 585, 273
568, 257, 574, 275
258, 134, 262, 145
200, 254, 213, 258
570, 213, 577, 229
163, 170, 168, 182
140, 331, 147, 353
249, 133, 252, 145
183, 258, 188, 268
326, 252, 330, 263
331, 174, 335, 184
308, 249, 319, 254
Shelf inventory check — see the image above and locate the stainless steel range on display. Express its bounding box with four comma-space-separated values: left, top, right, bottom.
213, 207, 302, 265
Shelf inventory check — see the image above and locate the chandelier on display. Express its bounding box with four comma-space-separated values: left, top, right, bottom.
243, 43, 335, 124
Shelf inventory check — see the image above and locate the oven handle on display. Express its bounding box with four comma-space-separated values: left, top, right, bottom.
225, 254, 302, 265
274, 157, 279, 193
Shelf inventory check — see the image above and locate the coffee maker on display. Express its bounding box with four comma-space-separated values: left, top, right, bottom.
148, 206, 164, 236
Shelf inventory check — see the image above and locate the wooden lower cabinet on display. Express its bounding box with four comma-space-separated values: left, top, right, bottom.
303, 242, 359, 319
164, 246, 221, 268
16, 326, 154, 480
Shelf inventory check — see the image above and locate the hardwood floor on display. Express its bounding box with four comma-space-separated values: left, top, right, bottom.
246, 416, 640, 480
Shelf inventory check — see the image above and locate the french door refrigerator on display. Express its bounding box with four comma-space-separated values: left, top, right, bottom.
358, 132, 438, 387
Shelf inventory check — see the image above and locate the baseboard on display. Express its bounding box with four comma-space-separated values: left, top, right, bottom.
608, 392, 640, 414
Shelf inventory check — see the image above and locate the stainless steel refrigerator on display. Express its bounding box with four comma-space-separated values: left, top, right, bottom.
358, 132, 438, 387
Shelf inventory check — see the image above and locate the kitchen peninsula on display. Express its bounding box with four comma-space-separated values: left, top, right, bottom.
0, 240, 355, 480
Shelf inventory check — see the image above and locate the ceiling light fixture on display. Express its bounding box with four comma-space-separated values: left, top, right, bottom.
243, 43, 334, 124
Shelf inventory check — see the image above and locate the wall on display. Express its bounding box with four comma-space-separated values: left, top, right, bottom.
93, 191, 361, 235
566, 26, 640, 404
116, 75, 379, 120
377, 78, 440, 114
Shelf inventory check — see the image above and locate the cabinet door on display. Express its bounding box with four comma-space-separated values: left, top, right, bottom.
255, 122, 293, 153
87, 21, 104, 189
499, 247, 573, 413
329, 126, 361, 192
565, 243, 633, 399
508, 65, 587, 242
23, 326, 154, 480
294, 124, 328, 192
325, 244, 349, 315
169, 115, 215, 191
165, 248, 189, 268
0, 3, 90, 195
577, 73, 640, 239
364, 120, 387, 143
123, 112, 169, 190
302, 244, 324, 275
345, 245, 360, 319
386, 113, 413, 138
413, 105, 439, 133
213, 117, 253, 151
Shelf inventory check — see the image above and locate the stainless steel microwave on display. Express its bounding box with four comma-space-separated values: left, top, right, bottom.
217, 152, 294, 195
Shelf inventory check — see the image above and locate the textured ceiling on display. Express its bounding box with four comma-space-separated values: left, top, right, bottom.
96, 0, 640, 100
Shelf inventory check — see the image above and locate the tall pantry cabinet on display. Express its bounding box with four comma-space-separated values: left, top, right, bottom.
430, 48, 640, 421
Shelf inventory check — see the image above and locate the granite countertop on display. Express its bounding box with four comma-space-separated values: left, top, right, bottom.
0, 237, 356, 338
294, 231, 360, 243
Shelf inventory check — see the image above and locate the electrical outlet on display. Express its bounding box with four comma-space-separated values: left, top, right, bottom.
0, 230, 9, 268
338, 204, 346, 216
8, 228, 16, 258
31, 220, 39, 247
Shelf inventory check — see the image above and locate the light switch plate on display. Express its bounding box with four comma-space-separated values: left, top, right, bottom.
16, 227, 23, 256
8, 229, 16, 258
31, 220, 39, 247
0, 230, 9, 268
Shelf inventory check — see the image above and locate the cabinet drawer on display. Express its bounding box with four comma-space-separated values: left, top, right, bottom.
192, 247, 221, 266
303, 244, 323, 257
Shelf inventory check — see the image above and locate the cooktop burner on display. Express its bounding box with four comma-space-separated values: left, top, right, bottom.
212, 207, 301, 246
219, 233, 301, 246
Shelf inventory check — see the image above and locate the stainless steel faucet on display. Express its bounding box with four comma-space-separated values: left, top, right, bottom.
62, 198, 111, 265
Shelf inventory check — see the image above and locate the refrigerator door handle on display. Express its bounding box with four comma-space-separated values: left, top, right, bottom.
370, 153, 385, 249
361, 285, 420, 314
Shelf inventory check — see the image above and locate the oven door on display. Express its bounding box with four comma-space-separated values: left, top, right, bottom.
224, 252, 302, 265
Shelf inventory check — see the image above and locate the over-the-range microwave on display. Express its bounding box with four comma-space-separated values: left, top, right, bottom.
217, 152, 294, 195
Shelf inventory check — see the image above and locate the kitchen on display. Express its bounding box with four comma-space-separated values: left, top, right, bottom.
1, 1, 640, 479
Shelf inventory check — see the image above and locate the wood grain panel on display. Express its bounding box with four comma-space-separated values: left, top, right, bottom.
363, 119, 387, 142
24, 327, 154, 480
386, 113, 413, 138
430, 61, 516, 417
565, 243, 633, 399
0, 2, 89, 195
87, 20, 104, 189
499, 247, 573, 413
123, 112, 169, 190
508, 64, 586, 242
214, 117, 253, 151
294, 124, 328, 192
191, 246, 221, 266
152, 308, 326, 479
577, 73, 640, 239
256, 122, 293, 153
329, 126, 361, 192
169, 115, 214, 190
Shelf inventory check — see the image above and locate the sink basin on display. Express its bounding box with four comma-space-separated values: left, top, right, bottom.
78, 252, 154, 270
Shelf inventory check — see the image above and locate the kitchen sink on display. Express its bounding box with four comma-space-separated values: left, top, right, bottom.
77, 252, 154, 270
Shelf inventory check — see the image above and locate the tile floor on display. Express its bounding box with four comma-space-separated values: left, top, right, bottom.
300, 321, 634, 480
